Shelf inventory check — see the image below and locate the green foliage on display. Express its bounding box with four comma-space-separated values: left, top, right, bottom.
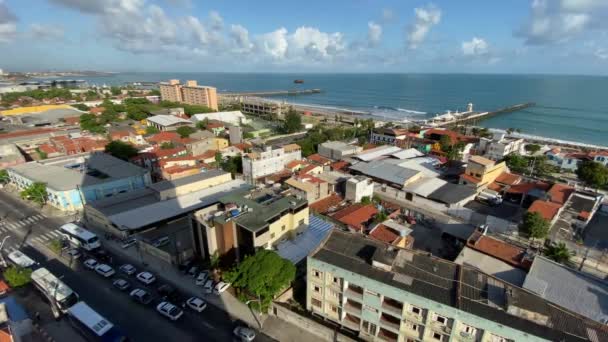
159, 101, 214, 116
576, 160, 608, 189
525, 144, 541, 154
504, 154, 529, 174
374, 211, 388, 223
110, 87, 122, 96
3, 266, 32, 288
294, 123, 371, 157
439, 135, 452, 151
0, 169, 10, 184
360, 196, 371, 205
49, 238, 63, 255
243, 132, 254, 139
145, 126, 160, 135
105, 141, 138, 161
85, 90, 100, 101
221, 156, 243, 175
224, 250, 295, 312
149, 89, 161, 96
196, 118, 210, 130
35, 148, 47, 160
282, 109, 302, 133
1, 88, 72, 105
176, 126, 196, 138
79, 113, 106, 134
71, 103, 89, 111
521, 212, 550, 239
214, 151, 223, 166
160, 142, 175, 150
544, 242, 573, 264
20, 182, 48, 206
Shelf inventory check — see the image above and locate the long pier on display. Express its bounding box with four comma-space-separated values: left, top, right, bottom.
430, 102, 535, 127
220, 89, 322, 97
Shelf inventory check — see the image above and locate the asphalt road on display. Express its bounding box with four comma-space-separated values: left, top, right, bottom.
0, 191, 272, 342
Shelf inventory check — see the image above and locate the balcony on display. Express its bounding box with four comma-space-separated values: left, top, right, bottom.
457, 331, 477, 341
343, 300, 362, 316
431, 322, 452, 335
404, 311, 424, 323
345, 285, 364, 301
379, 313, 401, 333
381, 297, 403, 317
377, 327, 399, 342
342, 313, 361, 331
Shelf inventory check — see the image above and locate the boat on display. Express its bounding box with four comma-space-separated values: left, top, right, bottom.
293, 79, 304, 84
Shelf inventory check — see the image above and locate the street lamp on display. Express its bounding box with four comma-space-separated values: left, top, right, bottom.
245, 297, 264, 329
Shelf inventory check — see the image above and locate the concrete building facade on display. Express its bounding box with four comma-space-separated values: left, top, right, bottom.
345, 176, 374, 203
242, 144, 302, 184
158, 79, 218, 110
159, 79, 183, 102
318, 141, 363, 161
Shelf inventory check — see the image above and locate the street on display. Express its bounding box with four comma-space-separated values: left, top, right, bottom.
0, 190, 273, 342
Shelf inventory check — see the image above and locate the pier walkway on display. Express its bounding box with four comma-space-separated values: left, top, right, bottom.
429, 102, 535, 127
220, 89, 322, 97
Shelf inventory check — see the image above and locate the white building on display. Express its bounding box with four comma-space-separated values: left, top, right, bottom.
345, 176, 374, 203
190, 111, 250, 126
146, 115, 193, 132
478, 132, 524, 161
242, 144, 302, 184
318, 141, 363, 160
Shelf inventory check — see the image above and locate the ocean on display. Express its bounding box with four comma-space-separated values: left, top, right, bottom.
67, 72, 608, 146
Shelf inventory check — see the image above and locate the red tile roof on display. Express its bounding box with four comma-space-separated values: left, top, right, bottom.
460, 173, 481, 184
330, 160, 350, 172
369, 224, 400, 244
0, 128, 58, 139
332, 204, 378, 232
110, 130, 131, 140
309, 193, 343, 214
589, 150, 608, 157
194, 150, 218, 160
487, 182, 504, 192
206, 122, 225, 129
495, 172, 521, 186
163, 165, 200, 175
151, 146, 187, 158
232, 143, 252, 151
548, 183, 575, 205
90, 106, 105, 114
158, 155, 197, 168
286, 160, 307, 169
307, 153, 331, 165
424, 128, 474, 144
507, 181, 551, 194
37, 143, 59, 154
147, 131, 180, 143
300, 164, 321, 175
528, 200, 562, 221
467, 232, 532, 270
63, 116, 80, 125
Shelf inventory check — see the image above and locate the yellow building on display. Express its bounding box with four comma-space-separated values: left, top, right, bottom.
158, 79, 218, 110
159, 79, 183, 103
213, 137, 229, 150
460, 155, 507, 189
0, 104, 73, 116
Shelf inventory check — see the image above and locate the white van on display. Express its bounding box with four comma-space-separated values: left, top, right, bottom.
7, 250, 37, 268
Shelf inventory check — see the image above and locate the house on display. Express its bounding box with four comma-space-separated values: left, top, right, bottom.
285, 160, 308, 173
589, 151, 608, 166
306, 153, 332, 167
331, 203, 378, 232
370, 128, 411, 146
369, 219, 414, 248
0, 144, 25, 169
344, 176, 374, 203
145, 131, 181, 145
318, 141, 363, 160
459, 155, 508, 189
545, 147, 590, 171
146, 115, 193, 132
285, 174, 331, 204
350, 160, 423, 189
242, 144, 302, 184
528, 200, 562, 224
477, 132, 524, 161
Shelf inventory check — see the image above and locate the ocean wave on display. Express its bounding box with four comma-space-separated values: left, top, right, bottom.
373, 106, 426, 115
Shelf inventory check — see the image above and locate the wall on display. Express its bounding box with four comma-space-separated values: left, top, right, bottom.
271, 303, 357, 342
157, 172, 232, 200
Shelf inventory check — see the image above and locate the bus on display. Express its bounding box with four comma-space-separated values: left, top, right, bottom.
31, 268, 79, 318
7, 250, 37, 269
67, 302, 129, 342
59, 223, 101, 251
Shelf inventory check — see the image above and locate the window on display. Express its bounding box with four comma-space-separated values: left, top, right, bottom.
270, 233, 275, 239
362, 321, 377, 335
330, 305, 338, 313
281, 225, 286, 231
312, 269, 322, 278
299, 219, 305, 226
329, 289, 340, 299
410, 306, 421, 315
312, 284, 321, 293
406, 322, 418, 331
365, 289, 379, 297
433, 314, 447, 325
311, 298, 322, 308
332, 276, 340, 284
462, 324, 477, 335
432, 332, 443, 341
489, 334, 509, 342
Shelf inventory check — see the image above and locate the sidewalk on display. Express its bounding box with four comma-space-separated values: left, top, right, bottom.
1, 185, 77, 220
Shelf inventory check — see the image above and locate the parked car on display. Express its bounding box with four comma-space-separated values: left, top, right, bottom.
121, 238, 137, 249
66, 249, 81, 259
136, 271, 156, 285
119, 264, 137, 276
186, 297, 207, 313
112, 278, 131, 291
95, 264, 115, 278
156, 302, 183, 321
83, 258, 98, 270
195, 271, 209, 286
151, 236, 169, 248
157, 284, 178, 301
214, 281, 231, 295
129, 288, 153, 305
203, 280, 214, 294
233, 326, 256, 342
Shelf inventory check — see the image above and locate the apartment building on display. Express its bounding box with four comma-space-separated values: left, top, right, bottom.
345, 176, 374, 203
241, 97, 287, 119
307, 230, 607, 342
242, 144, 302, 184
478, 133, 524, 161
285, 174, 331, 204
459, 156, 508, 189
158, 79, 218, 110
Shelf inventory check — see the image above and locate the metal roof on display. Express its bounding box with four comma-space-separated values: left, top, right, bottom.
455, 246, 527, 286
148, 169, 227, 192
276, 215, 333, 264
389, 148, 424, 160
354, 145, 402, 161
350, 160, 420, 186
403, 177, 447, 197
146, 115, 191, 127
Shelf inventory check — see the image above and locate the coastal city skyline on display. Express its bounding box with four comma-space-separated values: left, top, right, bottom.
1, 0, 608, 74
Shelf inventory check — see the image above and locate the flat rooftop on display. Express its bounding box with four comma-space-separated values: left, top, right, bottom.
311, 230, 608, 342
9, 152, 148, 191
148, 169, 227, 192
350, 160, 420, 186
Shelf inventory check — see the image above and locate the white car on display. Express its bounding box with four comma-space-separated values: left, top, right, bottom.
156, 302, 183, 321
203, 280, 214, 294
214, 281, 231, 295
186, 297, 207, 313
95, 264, 115, 278
136, 271, 156, 285
119, 264, 136, 275
66, 249, 81, 259
195, 271, 209, 286
83, 258, 98, 270
233, 326, 256, 341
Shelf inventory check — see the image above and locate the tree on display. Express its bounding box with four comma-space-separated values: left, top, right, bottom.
20, 182, 48, 207
79, 113, 105, 134
160, 142, 175, 150
224, 250, 295, 312
576, 160, 608, 189
149, 89, 161, 96
196, 118, 209, 130
110, 86, 122, 96
35, 148, 47, 160
105, 141, 138, 161
521, 212, 550, 239
176, 126, 196, 138
544, 242, 573, 264
221, 156, 243, 175
243, 132, 254, 139
374, 211, 388, 223
215, 151, 223, 167
282, 109, 302, 133
360, 196, 372, 205
3, 266, 32, 288
0, 169, 10, 184
71, 103, 89, 111
145, 126, 160, 135
503, 154, 528, 174
525, 144, 541, 154
439, 135, 452, 152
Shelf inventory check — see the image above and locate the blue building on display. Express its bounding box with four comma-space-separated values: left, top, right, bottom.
8, 152, 151, 211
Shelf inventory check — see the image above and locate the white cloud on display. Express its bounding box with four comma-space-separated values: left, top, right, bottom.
367, 21, 382, 47
50, 0, 143, 15
288, 27, 345, 61
407, 4, 441, 49
462, 37, 489, 56
28, 23, 65, 40
516, 0, 608, 45
595, 48, 608, 60
0, 0, 17, 43
257, 28, 288, 60
230, 24, 253, 52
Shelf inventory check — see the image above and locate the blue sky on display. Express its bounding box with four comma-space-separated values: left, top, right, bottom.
1, 0, 607, 74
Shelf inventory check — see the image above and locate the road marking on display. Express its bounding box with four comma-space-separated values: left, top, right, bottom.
38, 235, 50, 242
34, 214, 45, 220
6, 223, 17, 230
0, 227, 7, 233
32, 237, 45, 244
48, 231, 60, 238
200, 321, 215, 330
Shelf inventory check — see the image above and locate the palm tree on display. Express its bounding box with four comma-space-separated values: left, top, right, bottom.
544, 242, 573, 264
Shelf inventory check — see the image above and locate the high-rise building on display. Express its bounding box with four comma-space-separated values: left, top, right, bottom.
158, 79, 218, 111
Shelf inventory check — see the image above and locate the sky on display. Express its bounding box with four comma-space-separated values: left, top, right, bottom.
0, 0, 608, 74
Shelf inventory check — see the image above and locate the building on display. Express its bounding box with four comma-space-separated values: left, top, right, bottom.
478, 133, 524, 161
285, 174, 331, 204
191, 111, 249, 127
369, 219, 414, 248
193, 188, 309, 260
354, 145, 403, 162
459, 156, 508, 189
345, 176, 374, 203
242, 144, 302, 184
241, 97, 287, 119
307, 229, 608, 342
0, 144, 25, 169
159, 79, 218, 110
0, 296, 34, 341
229, 125, 243, 144
370, 128, 411, 146
331, 203, 378, 232
146, 115, 193, 132
9, 153, 151, 211
350, 160, 423, 189
318, 141, 363, 160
